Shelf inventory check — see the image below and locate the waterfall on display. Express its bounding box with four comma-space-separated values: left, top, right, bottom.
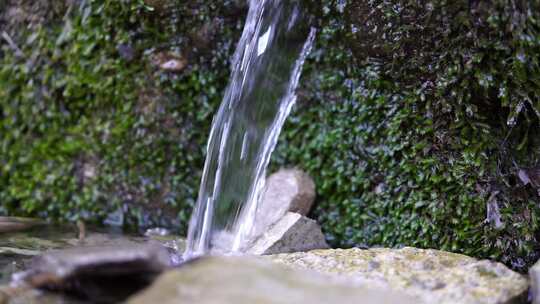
184, 0, 316, 258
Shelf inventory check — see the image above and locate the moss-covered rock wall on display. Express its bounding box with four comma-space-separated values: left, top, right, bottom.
1, 0, 539, 271
0, 0, 243, 228
278, 0, 540, 272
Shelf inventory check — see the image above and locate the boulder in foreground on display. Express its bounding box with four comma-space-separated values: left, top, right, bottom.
267, 247, 528, 304
128, 256, 417, 304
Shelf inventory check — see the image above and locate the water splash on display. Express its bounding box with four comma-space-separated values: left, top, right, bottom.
184, 0, 316, 258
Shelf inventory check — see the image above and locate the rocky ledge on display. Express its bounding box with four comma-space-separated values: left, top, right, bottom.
267, 247, 529, 304
127, 247, 528, 304
128, 256, 417, 304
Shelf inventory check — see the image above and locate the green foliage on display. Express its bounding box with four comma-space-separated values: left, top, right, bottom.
274, 0, 540, 271
0, 0, 239, 230
1, 0, 540, 272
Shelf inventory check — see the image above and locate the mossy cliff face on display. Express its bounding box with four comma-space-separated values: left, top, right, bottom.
274, 0, 540, 271
0, 0, 244, 228
1, 1, 539, 271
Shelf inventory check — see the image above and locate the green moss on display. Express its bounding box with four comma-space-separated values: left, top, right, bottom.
0, 0, 241, 230
1, 0, 539, 272
273, 0, 540, 272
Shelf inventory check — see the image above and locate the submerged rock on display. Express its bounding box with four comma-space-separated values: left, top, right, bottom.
531, 260, 540, 304
251, 169, 317, 241
128, 256, 417, 304
247, 212, 328, 255
267, 247, 529, 304
17, 244, 171, 303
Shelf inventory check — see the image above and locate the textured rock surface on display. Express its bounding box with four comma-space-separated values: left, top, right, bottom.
531, 260, 540, 304
0, 228, 186, 303
128, 256, 418, 304
252, 169, 316, 238
247, 212, 328, 255
23, 244, 170, 281
267, 248, 528, 304
0, 227, 185, 284
264, 169, 316, 215
17, 244, 171, 303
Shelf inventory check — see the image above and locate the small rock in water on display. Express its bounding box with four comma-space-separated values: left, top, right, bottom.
16, 243, 171, 303
247, 212, 328, 255
128, 256, 417, 304
531, 260, 540, 304
252, 169, 316, 238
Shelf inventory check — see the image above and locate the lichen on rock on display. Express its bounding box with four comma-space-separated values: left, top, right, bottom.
267, 247, 529, 304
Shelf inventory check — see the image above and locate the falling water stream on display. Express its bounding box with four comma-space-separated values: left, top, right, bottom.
184, 0, 316, 258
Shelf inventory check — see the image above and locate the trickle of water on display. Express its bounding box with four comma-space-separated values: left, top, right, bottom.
184, 0, 316, 258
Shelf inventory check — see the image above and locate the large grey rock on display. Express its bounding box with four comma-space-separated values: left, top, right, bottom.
247, 212, 328, 255
0, 228, 187, 303
0, 226, 185, 289
128, 256, 419, 304
531, 260, 540, 304
16, 244, 171, 303
252, 169, 316, 238
267, 247, 529, 304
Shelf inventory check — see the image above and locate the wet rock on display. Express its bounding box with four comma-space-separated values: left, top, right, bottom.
247, 212, 328, 255
0, 226, 185, 286
531, 260, 540, 304
0, 217, 45, 234
128, 256, 418, 304
267, 247, 529, 304
18, 244, 171, 303
252, 169, 316, 238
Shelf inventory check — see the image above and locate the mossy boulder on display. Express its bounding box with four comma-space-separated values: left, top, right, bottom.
268, 247, 529, 304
